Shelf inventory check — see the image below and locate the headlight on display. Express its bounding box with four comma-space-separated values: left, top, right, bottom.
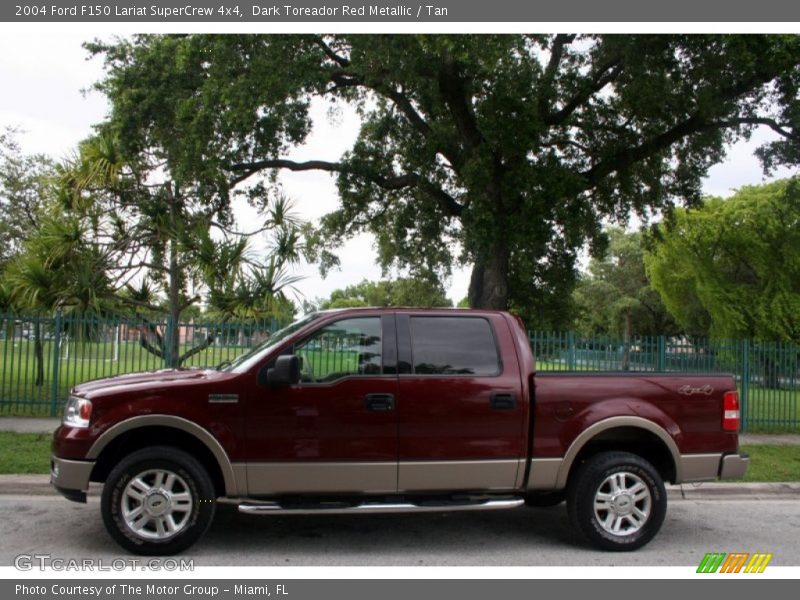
63, 396, 92, 428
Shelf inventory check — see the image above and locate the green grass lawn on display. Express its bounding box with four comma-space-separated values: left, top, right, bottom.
0, 431, 52, 474
740, 444, 800, 482
1, 433, 798, 482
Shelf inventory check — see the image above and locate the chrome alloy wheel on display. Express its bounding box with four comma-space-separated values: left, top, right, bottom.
121, 469, 194, 540
593, 471, 652, 536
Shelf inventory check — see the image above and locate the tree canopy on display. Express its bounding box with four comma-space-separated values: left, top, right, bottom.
645, 179, 800, 342
0, 128, 56, 269
574, 227, 678, 338
318, 277, 451, 309
86, 34, 800, 323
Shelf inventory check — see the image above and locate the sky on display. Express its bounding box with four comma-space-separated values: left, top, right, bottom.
0, 31, 794, 308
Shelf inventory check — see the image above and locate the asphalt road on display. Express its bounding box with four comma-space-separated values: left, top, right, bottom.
1, 493, 798, 567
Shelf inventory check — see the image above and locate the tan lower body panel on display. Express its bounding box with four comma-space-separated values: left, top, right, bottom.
677, 453, 723, 482
527, 458, 563, 490
398, 459, 521, 492
525, 452, 727, 490
242, 459, 523, 495
232, 463, 249, 496
245, 462, 397, 495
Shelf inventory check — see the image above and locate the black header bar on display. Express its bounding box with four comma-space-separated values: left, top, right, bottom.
3, 0, 800, 22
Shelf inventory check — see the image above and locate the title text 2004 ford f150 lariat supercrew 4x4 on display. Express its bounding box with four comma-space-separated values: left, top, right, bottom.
51, 308, 748, 555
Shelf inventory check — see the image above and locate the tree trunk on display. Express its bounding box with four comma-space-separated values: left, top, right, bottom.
166, 185, 182, 369
34, 320, 44, 386
467, 243, 510, 310
621, 311, 632, 372
760, 355, 781, 390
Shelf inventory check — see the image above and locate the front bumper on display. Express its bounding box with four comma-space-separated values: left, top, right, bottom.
50, 455, 94, 503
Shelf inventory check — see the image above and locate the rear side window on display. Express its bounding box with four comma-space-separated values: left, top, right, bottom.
409, 316, 501, 376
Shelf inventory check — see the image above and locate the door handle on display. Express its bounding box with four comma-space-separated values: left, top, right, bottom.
365, 393, 395, 412
490, 393, 517, 410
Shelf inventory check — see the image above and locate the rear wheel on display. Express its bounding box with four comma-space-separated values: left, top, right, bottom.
101, 446, 216, 555
566, 451, 666, 551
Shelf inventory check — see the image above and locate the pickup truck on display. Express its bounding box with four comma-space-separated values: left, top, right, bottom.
51, 308, 748, 555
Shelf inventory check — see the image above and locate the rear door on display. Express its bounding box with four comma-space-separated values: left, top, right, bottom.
396, 313, 527, 492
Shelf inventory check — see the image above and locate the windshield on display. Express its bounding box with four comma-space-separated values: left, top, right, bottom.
223, 313, 320, 373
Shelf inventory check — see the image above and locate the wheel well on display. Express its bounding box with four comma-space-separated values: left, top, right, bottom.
567, 426, 677, 485
89, 426, 226, 497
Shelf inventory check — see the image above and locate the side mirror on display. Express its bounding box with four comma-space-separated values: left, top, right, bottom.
263, 355, 300, 387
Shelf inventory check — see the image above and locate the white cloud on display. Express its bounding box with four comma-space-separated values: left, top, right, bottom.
702, 126, 795, 198
0, 31, 108, 158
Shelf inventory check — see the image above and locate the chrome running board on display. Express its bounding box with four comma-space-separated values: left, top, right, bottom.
238, 497, 524, 515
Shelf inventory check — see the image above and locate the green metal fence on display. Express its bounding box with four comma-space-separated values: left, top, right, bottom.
530, 331, 800, 432
0, 312, 279, 417
1, 313, 798, 432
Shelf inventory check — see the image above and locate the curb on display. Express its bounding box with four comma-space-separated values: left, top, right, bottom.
666, 482, 800, 499
0, 476, 104, 497
1, 475, 799, 500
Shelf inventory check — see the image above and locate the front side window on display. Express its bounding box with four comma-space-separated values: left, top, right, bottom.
228, 313, 320, 373
294, 317, 382, 382
410, 316, 501, 376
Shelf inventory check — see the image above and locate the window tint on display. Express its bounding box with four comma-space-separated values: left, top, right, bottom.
294, 317, 382, 382
410, 317, 500, 376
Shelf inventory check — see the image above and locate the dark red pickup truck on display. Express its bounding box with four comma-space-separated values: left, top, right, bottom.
51, 308, 748, 555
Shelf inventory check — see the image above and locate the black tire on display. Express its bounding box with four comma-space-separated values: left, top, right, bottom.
524, 491, 566, 507
566, 451, 666, 551
101, 446, 216, 555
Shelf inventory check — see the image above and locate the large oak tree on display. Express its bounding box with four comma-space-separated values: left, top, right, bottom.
88, 35, 800, 318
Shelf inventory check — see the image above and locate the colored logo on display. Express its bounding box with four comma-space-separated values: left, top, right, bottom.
697, 552, 773, 573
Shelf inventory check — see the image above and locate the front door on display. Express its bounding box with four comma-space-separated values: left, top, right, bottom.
244, 314, 398, 495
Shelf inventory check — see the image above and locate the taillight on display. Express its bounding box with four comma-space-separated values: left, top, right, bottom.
723, 391, 740, 431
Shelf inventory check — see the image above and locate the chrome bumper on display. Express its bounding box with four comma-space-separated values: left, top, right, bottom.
719, 453, 750, 480
50, 455, 94, 503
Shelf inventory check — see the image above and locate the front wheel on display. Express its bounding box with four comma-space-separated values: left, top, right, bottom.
101, 446, 216, 555
566, 451, 666, 551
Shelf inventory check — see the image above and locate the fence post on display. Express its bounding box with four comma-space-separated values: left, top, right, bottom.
741, 339, 750, 432
567, 331, 577, 371
657, 336, 666, 371
50, 310, 62, 417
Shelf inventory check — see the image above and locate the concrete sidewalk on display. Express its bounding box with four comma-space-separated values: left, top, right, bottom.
0, 417, 59, 433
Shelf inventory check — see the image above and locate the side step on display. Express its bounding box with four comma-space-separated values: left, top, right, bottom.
239, 497, 524, 515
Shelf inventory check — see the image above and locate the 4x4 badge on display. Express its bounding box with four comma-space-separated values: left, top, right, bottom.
678, 385, 714, 396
